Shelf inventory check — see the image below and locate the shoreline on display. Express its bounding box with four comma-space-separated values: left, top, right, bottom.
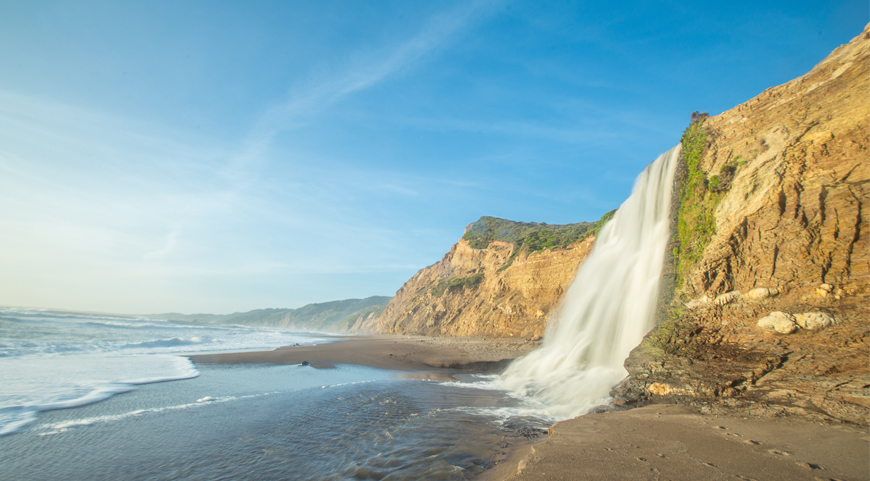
189, 336, 870, 481
188, 334, 541, 373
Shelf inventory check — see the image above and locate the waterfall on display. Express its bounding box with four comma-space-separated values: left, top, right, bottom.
499, 145, 681, 419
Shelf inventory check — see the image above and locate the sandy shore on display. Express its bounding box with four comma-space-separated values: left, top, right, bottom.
188, 334, 541, 372
487, 404, 869, 481
190, 336, 869, 481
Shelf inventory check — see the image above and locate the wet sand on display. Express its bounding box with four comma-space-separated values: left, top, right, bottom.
190, 336, 869, 481
487, 404, 869, 481
188, 334, 540, 372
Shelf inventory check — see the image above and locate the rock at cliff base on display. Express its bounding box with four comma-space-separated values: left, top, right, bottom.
647, 382, 674, 396
793, 312, 835, 330
714, 291, 740, 306
745, 287, 779, 300
756, 312, 799, 334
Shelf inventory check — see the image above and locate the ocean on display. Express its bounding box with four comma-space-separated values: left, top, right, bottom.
0, 308, 548, 480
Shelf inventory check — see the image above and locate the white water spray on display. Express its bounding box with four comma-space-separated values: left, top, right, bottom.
499, 145, 681, 419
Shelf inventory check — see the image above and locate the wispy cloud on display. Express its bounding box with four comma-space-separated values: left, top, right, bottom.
231, 0, 501, 173
0, 2, 505, 313
267, 0, 498, 129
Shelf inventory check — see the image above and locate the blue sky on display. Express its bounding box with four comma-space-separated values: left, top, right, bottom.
0, 0, 865, 314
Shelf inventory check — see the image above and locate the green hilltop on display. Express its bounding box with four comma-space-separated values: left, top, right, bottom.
462, 212, 615, 270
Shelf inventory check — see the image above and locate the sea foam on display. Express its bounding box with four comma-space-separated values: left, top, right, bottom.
0, 307, 332, 436
0, 354, 199, 436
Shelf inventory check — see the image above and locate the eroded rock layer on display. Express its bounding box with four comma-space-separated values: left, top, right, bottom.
616, 25, 869, 425
686, 33, 868, 298
359, 233, 596, 339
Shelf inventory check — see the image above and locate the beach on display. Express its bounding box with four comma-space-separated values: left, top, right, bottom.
2, 314, 866, 480
0, 312, 547, 480
188, 334, 542, 372
193, 336, 870, 481
488, 404, 869, 481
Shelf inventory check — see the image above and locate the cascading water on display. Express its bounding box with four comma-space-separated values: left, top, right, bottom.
499, 145, 681, 419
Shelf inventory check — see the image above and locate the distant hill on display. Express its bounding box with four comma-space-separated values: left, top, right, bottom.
150, 296, 392, 332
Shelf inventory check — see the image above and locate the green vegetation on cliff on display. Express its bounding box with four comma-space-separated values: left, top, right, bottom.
430, 273, 484, 297
674, 120, 748, 288
674, 120, 718, 286
590, 210, 616, 238
463, 211, 615, 270
463, 216, 591, 251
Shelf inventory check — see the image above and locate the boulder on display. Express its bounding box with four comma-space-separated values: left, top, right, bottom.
745, 287, 779, 300
714, 291, 741, 306
756, 312, 798, 334
793, 312, 835, 330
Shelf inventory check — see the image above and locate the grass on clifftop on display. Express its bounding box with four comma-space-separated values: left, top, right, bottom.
463, 211, 615, 271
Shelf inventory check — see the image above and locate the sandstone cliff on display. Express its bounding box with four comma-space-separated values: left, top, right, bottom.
336, 304, 386, 333
359, 216, 607, 338
615, 24, 869, 425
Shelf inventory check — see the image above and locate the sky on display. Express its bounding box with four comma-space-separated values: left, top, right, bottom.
0, 0, 866, 315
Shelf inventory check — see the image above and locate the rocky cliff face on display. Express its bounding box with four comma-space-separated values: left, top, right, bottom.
338, 305, 385, 333
615, 25, 869, 425
359, 219, 598, 338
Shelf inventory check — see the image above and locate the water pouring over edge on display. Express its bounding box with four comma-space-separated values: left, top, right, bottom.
499, 145, 681, 419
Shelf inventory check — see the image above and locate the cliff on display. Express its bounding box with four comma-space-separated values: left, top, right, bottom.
335, 304, 386, 333
359, 216, 612, 338
614, 24, 869, 425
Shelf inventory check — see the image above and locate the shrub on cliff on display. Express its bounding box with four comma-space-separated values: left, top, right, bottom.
462, 211, 615, 270
430, 273, 485, 297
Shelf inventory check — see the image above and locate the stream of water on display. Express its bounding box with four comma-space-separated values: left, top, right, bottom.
499, 145, 680, 419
